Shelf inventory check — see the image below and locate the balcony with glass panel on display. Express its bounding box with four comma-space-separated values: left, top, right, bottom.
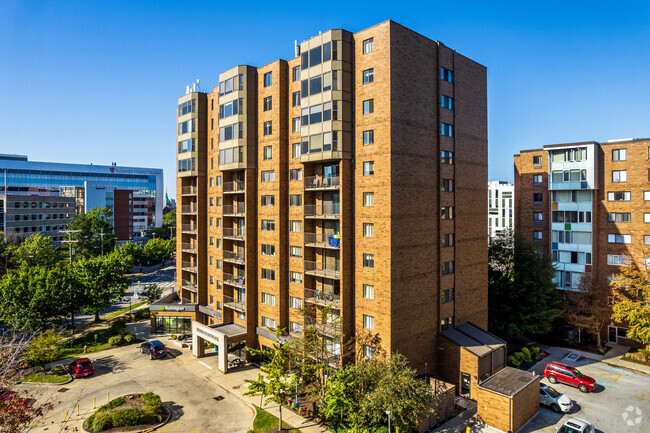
182, 280, 197, 293
181, 261, 197, 273
181, 224, 197, 234
181, 242, 196, 253
181, 186, 197, 196
181, 204, 198, 214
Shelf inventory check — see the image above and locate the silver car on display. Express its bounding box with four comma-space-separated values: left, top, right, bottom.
557, 418, 595, 433
540, 383, 573, 413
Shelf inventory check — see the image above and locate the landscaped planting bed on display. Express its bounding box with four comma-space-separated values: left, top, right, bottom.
83, 392, 168, 432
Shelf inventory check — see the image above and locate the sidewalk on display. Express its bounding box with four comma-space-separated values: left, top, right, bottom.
534, 343, 650, 375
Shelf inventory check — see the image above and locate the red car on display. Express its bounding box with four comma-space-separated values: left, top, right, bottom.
68, 358, 95, 378
543, 361, 596, 393
0, 388, 17, 401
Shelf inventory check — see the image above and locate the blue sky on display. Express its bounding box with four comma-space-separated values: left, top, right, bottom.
1, 1, 649, 197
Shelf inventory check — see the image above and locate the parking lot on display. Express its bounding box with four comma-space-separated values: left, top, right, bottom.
521, 356, 648, 433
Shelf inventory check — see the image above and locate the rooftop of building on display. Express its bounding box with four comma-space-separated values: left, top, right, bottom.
0, 154, 163, 176
478, 367, 538, 397
515, 137, 650, 155
441, 322, 505, 357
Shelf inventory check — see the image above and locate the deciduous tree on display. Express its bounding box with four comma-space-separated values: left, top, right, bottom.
611, 263, 650, 349
24, 330, 63, 370
140, 283, 163, 304
564, 274, 611, 348
66, 207, 116, 258
10, 233, 60, 268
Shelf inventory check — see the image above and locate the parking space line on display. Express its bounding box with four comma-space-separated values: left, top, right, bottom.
198, 361, 212, 369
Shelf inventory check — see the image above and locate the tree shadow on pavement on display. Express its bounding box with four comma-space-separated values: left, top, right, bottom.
165, 401, 185, 424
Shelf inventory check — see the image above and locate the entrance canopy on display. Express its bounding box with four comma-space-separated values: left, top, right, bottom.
192, 321, 246, 373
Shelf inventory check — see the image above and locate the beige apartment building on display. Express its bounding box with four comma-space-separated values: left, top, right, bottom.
153, 20, 496, 391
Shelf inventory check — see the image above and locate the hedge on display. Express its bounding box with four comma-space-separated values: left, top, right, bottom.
112, 408, 143, 427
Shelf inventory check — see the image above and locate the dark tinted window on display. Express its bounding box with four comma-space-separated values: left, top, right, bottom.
301, 52, 309, 70
323, 42, 331, 62
309, 46, 322, 67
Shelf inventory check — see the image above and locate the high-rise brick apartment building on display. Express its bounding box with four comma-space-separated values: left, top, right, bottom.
514, 138, 650, 345
154, 20, 499, 393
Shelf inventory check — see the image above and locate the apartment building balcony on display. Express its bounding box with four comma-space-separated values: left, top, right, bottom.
304, 233, 340, 249
223, 204, 245, 217
181, 224, 197, 234
304, 288, 341, 309
223, 181, 245, 194
311, 321, 341, 338
304, 260, 340, 279
304, 176, 340, 191
223, 295, 246, 313
223, 250, 245, 265
304, 204, 340, 219
223, 228, 245, 241
181, 242, 196, 253
181, 204, 197, 214
223, 272, 246, 288
182, 280, 197, 293
181, 186, 197, 196
181, 261, 197, 273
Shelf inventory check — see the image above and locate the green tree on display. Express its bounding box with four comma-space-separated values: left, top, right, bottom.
66, 207, 116, 258
244, 328, 299, 431
489, 230, 562, 339
140, 283, 163, 304
162, 210, 176, 227
611, 263, 650, 348
321, 366, 356, 427
10, 233, 60, 268
74, 250, 131, 322
118, 242, 146, 272
0, 232, 12, 274
0, 265, 67, 332
24, 330, 63, 370
564, 274, 611, 348
144, 238, 173, 266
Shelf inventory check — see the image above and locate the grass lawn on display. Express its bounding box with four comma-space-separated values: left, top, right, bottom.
22, 366, 69, 384
253, 405, 301, 433
103, 300, 147, 320
58, 328, 117, 360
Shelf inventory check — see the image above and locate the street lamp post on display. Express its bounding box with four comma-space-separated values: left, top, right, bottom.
386, 410, 391, 433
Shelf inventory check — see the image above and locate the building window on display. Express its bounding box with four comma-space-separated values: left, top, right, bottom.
441, 150, 454, 164
608, 234, 631, 244
217, 239, 221, 248
263, 72, 272, 87
441, 206, 455, 220
263, 96, 272, 111
263, 146, 272, 160
441, 122, 454, 137
363, 99, 374, 114
363, 130, 374, 145
442, 288, 455, 303
612, 170, 627, 183
261, 170, 275, 182
263, 121, 272, 136
289, 195, 302, 206
261, 195, 275, 207
645, 213, 650, 223
441, 179, 454, 192
209, 236, 214, 246
608, 212, 631, 222
533, 174, 543, 185
209, 197, 214, 207
261, 268, 276, 281
290, 220, 302, 232
363, 223, 374, 238
262, 316, 276, 329
363, 161, 374, 176
363, 253, 374, 268
292, 117, 301, 133
363, 38, 373, 54
216, 197, 222, 206
292, 143, 301, 158
216, 259, 222, 270
290, 322, 303, 335
533, 212, 543, 221
261, 244, 275, 256
217, 280, 222, 290
210, 276, 214, 285
612, 148, 627, 161
290, 296, 302, 309
608, 191, 631, 201
607, 254, 629, 266
290, 271, 302, 284
440, 67, 453, 83
261, 220, 275, 231
533, 155, 542, 166
290, 169, 303, 181
363, 314, 374, 330
533, 231, 543, 240
442, 233, 455, 247
262, 293, 276, 306
645, 236, 650, 245
363, 192, 374, 207
533, 193, 543, 204
442, 261, 454, 275
216, 218, 222, 228
362, 284, 375, 300
290, 246, 302, 258
290, 91, 301, 108
645, 191, 650, 201
363, 69, 374, 84
210, 217, 214, 227
440, 95, 453, 110
441, 316, 453, 330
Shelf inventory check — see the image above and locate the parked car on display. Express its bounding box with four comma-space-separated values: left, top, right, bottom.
68, 358, 95, 378
557, 417, 595, 433
540, 383, 573, 413
543, 361, 596, 393
140, 340, 167, 359
0, 388, 17, 401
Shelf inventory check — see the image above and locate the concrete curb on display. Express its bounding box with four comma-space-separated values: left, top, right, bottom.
602, 359, 650, 375
80, 395, 173, 433
16, 366, 74, 386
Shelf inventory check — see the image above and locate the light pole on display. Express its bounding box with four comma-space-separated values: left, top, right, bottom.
386, 410, 391, 433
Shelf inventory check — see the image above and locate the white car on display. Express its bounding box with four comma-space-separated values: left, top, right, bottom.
557, 418, 595, 433
540, 383, 573, 413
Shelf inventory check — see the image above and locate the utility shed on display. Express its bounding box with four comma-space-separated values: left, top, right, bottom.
477, 367, 540, 433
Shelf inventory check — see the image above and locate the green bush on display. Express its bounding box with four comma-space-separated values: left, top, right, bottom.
112, 408, 143, 427
530, 346, 540, 358
108, 335, 124, 346
639, 348, 650, 358
507, 355, 521, 367
91, 410, 113, 432
110, 318, 127, 334
141, 406, 159, 423
625, 352, 634, 359
84, 414, 96, 431
123, 333, 136, 344
97, 397, 125, 412
142, 392, 162, 410
521, 347, 532, 363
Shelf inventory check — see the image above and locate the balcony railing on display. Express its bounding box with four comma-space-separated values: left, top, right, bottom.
181, 224, 197, 234
181, 186, 197, 195
304, 260, 340, 279
223, 204, 245, 216
304, 204, 340, 219
312, 321, 341, 338
182, 280, 197, 292
304, 233, 340, 249
304, 288, 341, 309
181, 204, 197, 214
304, 176, 340, 191
223, 272, 246, 288
181, 261, 197, 273
181, 242, 196, 253
223, 181, 245, 194
223, 250, 245, 264
223, 228, 245, 240
223, 295, 246, 313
